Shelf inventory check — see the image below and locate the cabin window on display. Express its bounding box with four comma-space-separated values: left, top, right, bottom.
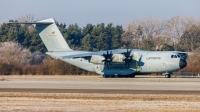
177, 55, 180, 58
171, 55, 174, 58
174, 55, 177, 58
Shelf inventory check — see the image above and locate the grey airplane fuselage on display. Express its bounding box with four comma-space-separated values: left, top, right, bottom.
47, 49, 184, 76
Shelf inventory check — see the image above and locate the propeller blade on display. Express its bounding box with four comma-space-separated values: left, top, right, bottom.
103, 50, 113, 70
123, 49, 133, 68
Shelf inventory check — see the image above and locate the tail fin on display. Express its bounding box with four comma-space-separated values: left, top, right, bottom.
9, 18, 72, 52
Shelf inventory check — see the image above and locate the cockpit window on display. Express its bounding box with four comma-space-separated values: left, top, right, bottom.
171, 55, 180, 58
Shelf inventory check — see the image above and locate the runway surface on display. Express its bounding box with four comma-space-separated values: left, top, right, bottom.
1, 76, 200, 112
1, 80, 200, 94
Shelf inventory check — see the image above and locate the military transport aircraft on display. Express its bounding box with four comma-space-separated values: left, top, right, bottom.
9, 18, 187, 78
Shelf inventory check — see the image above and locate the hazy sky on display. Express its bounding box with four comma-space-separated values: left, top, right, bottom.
1, 0, 200, 27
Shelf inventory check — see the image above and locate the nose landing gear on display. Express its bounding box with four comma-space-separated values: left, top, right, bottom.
165, 74, 171, 78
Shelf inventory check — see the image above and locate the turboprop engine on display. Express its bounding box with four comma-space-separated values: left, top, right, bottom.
112, 54, 125, 62
90, 49, 134, 69
90, 55, 105, 64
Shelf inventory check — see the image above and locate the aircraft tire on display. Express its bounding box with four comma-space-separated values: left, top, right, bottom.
165, 74, 171, 78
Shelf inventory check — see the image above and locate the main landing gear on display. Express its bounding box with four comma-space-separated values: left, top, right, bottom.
103, 74, 135, 78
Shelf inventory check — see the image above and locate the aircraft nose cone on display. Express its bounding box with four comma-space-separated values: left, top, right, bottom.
179, 59, 187, 69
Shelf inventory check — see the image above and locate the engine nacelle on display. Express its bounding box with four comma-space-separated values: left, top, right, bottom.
90, 55, 105, 64
112, 54, 125, 62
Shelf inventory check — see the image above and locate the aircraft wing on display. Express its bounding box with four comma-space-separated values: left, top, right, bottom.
59, 49, 129, 59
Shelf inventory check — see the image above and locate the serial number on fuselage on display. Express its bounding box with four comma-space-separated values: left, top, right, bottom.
146, 57, 161, 60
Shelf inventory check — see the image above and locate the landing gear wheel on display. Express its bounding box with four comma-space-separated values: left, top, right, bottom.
165, 74, 171, 78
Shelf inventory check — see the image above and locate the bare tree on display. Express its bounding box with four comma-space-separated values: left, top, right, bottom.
17, 14, 35, 22
16, 14, 36, 32
122, 24, 135, 48
179, 16, 199, 52
30, 52, 45, 65
140, 18, 163, 39
122, 17, 165, 49
141, 18, 164, 49
123, 16, 200, 51
0, 42, 31, 66
180, 16, 196, 31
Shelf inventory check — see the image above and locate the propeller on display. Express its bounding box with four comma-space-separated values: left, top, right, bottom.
102, 50, 113, 69
123, 49, 133, 68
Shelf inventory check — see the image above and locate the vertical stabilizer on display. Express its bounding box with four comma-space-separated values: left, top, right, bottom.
35, 18, 72, 51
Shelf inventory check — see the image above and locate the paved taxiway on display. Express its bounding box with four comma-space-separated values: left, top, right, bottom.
0, 78, 200, 94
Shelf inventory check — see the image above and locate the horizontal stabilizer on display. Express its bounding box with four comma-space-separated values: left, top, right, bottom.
7, 22, 54, 25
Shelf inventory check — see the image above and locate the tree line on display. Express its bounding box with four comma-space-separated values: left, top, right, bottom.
1, 16, 200, 52
122, 16, 200, 52
0, 15, 200, 75
0, 20, 124, 53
